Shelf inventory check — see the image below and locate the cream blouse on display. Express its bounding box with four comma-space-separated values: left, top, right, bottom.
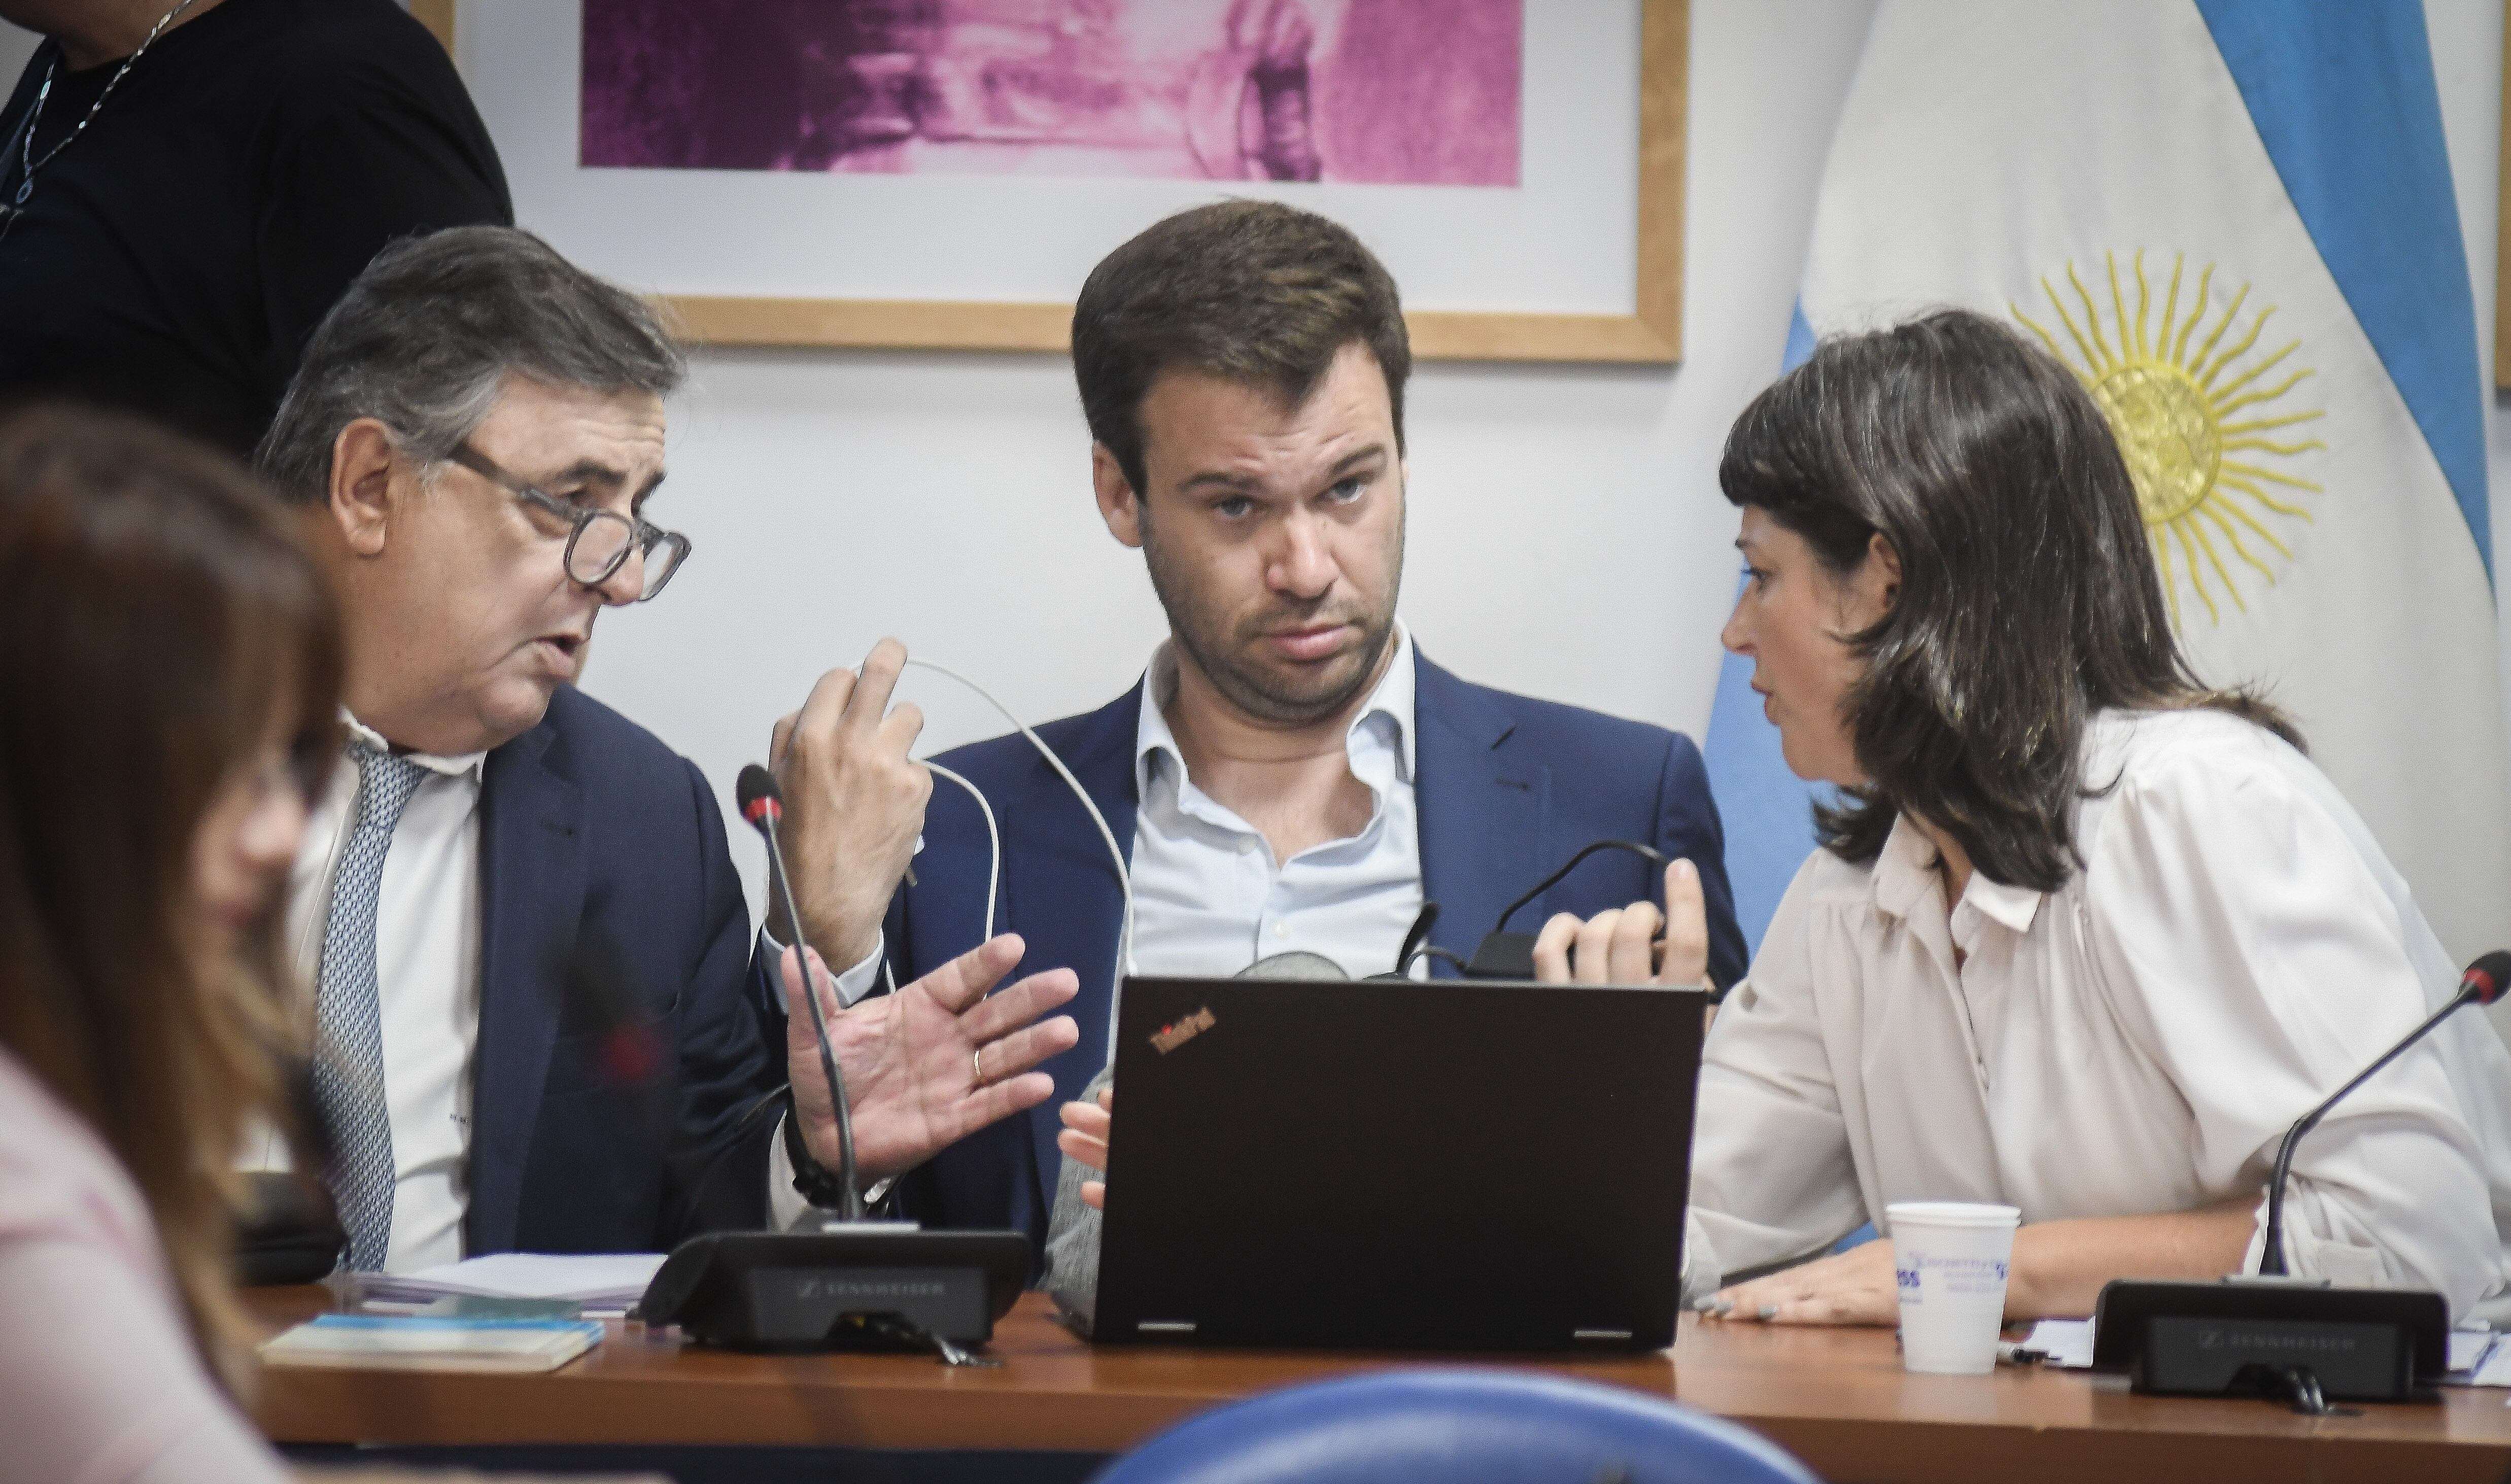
1688, 708, 2511, 1320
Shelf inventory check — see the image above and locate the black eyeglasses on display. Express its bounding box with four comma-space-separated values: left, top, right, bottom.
446, 443, 692, 602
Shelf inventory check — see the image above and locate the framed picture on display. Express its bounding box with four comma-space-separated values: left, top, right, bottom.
418, 0, 1684, 363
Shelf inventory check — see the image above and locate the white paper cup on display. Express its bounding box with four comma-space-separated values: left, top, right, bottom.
1885, 1201, 2021, 1375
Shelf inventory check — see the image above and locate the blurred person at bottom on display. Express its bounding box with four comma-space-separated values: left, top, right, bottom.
0, 405, 341, 1482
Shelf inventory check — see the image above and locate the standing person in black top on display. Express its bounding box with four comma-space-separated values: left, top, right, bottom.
0, 0, 511, 460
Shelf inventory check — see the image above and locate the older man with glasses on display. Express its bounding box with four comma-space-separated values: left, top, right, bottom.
249, 225, 1079, 1271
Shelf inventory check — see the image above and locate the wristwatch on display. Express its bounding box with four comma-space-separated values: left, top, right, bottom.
782, 1093, 897, 1212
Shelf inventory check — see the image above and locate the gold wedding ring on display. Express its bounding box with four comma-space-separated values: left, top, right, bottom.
972, 1045, 986, 1087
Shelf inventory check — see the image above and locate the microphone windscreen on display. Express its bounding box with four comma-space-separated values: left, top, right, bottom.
735, 763, 781, 822
2463, 950, 2511, 1005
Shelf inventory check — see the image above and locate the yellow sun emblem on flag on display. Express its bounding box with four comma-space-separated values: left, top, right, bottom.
2012, 251, 2324, 627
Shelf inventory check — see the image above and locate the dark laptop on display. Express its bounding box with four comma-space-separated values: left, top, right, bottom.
1093, 975, 1708, 1351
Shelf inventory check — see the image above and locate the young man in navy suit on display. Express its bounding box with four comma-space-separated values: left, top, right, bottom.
856, 201, 1748, 1272
252, 226, 1080, 1269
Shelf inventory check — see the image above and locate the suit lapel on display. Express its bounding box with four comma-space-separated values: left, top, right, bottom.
466, 716, 588, 1255
1413, 655, 1547, 972
1009, 685, 1142, 1191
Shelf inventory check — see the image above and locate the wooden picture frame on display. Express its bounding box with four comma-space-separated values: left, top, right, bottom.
414, 0, 1686, 364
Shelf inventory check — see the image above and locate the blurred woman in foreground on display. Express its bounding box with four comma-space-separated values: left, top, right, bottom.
1536, 308, 2511, 1325
0, 405, 340, 1480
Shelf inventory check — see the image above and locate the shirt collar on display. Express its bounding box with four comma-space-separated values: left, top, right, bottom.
1869, 812, 2043, 935
341, 711, 488, 783
1133, 621, 1417, 801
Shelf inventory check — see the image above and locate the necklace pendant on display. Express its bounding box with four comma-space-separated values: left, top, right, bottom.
11, 179, 26, 205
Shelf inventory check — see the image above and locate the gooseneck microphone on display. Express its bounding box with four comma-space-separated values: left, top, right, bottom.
736, 763, 864, 1222
2256, 949, 2511, 1276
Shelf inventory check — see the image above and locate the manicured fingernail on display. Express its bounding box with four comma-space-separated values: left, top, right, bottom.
1713, 1298, 1734, 1317
1758, 1303, 1779, 1321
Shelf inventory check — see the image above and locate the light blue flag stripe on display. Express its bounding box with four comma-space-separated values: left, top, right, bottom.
2195, 0, 2491, 583
1702, 303, 1832, 955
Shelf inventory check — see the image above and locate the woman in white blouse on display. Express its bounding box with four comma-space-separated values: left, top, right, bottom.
1537, 308, 2511, 1326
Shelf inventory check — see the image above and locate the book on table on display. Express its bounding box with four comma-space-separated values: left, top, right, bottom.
259, 1314, 605, 1373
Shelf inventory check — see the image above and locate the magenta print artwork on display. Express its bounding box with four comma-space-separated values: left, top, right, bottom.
580, 0, 1523, 187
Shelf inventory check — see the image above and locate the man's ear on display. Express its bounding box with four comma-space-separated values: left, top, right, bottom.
326, 418, 402, 559
1091, 444, 1146, 550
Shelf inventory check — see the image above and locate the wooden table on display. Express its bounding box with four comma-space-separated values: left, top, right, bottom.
248, 1287, 2511, 1483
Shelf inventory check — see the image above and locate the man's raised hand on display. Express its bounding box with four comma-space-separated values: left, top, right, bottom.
782, 935, 1080, 1179
769, 637, 931, 971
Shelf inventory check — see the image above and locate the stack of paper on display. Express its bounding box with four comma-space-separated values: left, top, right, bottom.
2017, 1318, 2095, 1369
262, 1314, 604, 1374
354, 1252, 667, 1315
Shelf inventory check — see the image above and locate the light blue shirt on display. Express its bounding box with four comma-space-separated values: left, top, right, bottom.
1126, 624, 1425, 982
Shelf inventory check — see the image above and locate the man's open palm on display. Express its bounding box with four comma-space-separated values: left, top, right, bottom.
783, 935, 1080, 1179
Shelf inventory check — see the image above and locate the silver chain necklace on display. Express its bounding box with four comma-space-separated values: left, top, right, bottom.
3, 0, 200, 226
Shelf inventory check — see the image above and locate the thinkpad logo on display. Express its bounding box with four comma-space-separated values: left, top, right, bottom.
1151, 1006, 1216, 1054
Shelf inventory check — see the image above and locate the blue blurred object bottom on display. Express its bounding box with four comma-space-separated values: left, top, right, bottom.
1092, 1368, 1819, 1484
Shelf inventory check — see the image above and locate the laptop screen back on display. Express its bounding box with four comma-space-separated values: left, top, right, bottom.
1095, 975, 1706, 1350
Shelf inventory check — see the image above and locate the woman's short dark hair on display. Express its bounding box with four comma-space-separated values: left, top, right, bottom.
1072, 200, 1409, 499
1718, 307, 2297, 891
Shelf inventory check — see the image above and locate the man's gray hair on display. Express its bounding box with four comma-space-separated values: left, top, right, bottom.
257, 226, 686, 503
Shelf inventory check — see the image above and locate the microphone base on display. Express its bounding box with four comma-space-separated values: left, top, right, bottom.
2091, 1279, 2448, 1406
637, 1227, 1030, 1353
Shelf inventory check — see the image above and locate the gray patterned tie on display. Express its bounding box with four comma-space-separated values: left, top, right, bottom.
312, 744, 429, 1272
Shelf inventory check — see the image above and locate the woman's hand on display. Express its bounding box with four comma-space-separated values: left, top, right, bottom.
1056, 1087, 1114, 1210
1699, 1239, 1900, 1327
1532, 859, 1712, 986
1700, 1202, 2263, 1328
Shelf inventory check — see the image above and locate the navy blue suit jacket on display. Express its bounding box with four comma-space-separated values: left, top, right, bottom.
881, 653, 1747, 1267
463, 684, 782, 1256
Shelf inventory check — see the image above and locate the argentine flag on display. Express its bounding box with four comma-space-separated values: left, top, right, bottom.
1704, 1, 2511, 973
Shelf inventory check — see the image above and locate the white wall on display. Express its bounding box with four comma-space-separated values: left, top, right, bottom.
6, 2, 2508, 934
2434, 0, 2511, 791
573, 0, 1874, 914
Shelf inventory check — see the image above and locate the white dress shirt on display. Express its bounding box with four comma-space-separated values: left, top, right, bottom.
1688, 707, 2511, 1321
264, 716, 485, 1273
1125, 625, 1426, 988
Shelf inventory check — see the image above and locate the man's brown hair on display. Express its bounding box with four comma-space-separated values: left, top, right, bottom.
1072, 200, 1410, 498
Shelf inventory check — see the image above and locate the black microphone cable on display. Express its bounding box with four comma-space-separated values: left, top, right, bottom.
1492, 840, 1670, 937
